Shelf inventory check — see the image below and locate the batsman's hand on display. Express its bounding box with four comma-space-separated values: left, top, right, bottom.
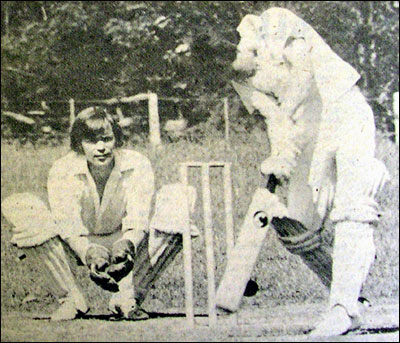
107, 239, 135, 282
85, 244, 119, 292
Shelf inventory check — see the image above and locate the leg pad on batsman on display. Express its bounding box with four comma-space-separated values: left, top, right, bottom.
216, 187, 333, 313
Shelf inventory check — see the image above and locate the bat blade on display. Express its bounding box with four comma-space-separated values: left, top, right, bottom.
216, 209, 270, 312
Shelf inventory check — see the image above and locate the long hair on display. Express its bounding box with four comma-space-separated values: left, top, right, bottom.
70, 106, 124, 154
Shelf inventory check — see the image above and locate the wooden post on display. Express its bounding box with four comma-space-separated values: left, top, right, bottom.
223, 163, 234, 259
224, 98, 230, 151
41, 6, 48, 21
201, 165, 217, 328
116, 107, 124, 121
394, 92, 399, 146
179, 165, 195, 327
148, 93, 162, 151
2, 111, 35, 125
69, 98, 75, 130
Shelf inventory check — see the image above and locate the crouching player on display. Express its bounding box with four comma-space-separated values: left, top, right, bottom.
2, 106, 197, 321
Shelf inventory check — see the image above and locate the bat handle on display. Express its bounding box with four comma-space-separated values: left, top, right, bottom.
253, 174, 282, 228
264, 174, 280, 194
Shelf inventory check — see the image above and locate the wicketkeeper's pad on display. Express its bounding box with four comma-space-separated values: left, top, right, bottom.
1, 193, 59, 247
149, 183, 200, 237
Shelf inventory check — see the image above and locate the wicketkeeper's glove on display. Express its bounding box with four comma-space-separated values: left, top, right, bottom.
107, 239, 136, 282
85, 244, 119, 292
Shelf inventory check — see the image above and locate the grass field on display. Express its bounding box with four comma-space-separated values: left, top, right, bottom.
1, 129, 398, 317
1, 303, 399, 342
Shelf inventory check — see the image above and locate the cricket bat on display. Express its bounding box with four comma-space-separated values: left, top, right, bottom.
216, 175, 283, 312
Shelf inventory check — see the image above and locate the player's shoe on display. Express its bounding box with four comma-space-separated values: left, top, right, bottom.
109, 296, 149, 321
308, 304, 360, 338
123, 306, 150, 321
50, 293, 89, 321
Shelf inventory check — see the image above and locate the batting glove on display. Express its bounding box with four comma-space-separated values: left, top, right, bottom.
107, 239, 136, 282
85, 244, 119, 292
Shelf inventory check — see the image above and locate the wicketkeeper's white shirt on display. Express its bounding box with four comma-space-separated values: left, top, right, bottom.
47, 149, 154, 244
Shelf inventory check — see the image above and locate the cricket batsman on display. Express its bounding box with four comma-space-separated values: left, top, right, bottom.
2, 106, 198, 321
216, 7, 390, 337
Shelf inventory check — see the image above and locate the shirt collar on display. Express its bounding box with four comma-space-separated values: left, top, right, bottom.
70, 149, 136, 176
115, 149, 137, 173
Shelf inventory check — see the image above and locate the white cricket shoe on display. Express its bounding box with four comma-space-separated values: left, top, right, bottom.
109, 294, 149, 321
308, 305, 359, 338
50, 293, 89, 321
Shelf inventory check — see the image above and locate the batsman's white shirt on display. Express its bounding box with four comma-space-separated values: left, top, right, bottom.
47, 149, 154, 255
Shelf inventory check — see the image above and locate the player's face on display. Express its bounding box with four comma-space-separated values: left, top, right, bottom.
232, 36, 259, 72
82, 122, 116, 168
251, 37, 314, 106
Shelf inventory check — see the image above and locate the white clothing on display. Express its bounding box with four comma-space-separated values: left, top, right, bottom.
233, 8, 389, 227
233, 7, 390, 321
47, 149, 154, 261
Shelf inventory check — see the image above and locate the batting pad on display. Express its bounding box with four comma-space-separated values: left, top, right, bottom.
1, 193, 58, 247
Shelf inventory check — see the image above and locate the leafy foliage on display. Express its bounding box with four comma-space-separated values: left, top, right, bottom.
1, 1, 399, 142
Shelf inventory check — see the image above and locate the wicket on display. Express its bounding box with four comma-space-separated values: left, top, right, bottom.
179, 161, 234, 328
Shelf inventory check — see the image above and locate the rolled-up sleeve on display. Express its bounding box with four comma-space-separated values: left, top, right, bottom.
47, 162, 90, 240
121, 157, 155, 241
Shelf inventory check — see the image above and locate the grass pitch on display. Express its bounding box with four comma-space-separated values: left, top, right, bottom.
1, 130, 398, 317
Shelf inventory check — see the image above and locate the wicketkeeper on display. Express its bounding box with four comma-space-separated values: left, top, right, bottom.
216, 7, 390, 337
2, 106, 198, 321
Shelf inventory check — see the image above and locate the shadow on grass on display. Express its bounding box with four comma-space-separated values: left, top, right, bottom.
80, 312, 192, 321
357, 327, 399, 335
31, 312, 209, 321
302, 326, 399, 337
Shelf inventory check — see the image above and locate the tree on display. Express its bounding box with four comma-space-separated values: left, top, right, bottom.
1, 1, 399, 142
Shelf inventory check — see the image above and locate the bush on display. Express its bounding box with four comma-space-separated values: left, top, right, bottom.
1, 2, 398, 144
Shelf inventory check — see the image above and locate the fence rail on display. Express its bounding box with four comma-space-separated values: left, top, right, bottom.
2, 92, 399, 147
2, 93, 234, 151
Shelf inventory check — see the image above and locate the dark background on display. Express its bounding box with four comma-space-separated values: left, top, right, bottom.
1, 1, 398, 318
1, 1, 399, 142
